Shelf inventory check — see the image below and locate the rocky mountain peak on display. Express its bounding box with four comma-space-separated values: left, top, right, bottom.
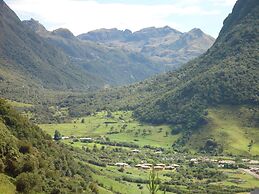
22, 18, 48, 34
52, 28, 75, 39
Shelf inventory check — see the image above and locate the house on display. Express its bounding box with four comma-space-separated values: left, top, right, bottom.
155, 151, 163, 154
115, 162, 129, 167
79, 137, 93, 143
250, 167, 259, 174
190, 158, 198, 164
142, 163, 153, 167
141, 165, 151, 170
135, 164, 152, 170
249, 160, 259, 165
165, 166, 175, 170
156, 163, 166, 167
135, 164, 143, 168
218, 160, 235, 165
171, 164, 180, 168
132, 149, 141, 153
218, 160, 236, 168
154, 166, 164, 171
210, 159, 218, 163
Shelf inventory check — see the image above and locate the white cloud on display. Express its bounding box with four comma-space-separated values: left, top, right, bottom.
6, 0, 221, 35
210, 0, 237, 6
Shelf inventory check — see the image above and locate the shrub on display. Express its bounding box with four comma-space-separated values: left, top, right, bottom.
89, 182, 99, 194
19, 142, 32, 154
16, 172, 41, 193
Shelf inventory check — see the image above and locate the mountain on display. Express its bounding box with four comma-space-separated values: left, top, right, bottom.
64, 0, 259, 154
22, 19, 164, 87
0, 1, 166, 103
78, 26, 215, 69
132, 0, 259, 145
0, 0, 108, 104
0, 99, 93, 193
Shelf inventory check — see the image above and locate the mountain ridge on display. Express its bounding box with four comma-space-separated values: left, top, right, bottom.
78, 26, 215, 69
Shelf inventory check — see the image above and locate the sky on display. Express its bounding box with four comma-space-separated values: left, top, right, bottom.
5, 0, 237, 38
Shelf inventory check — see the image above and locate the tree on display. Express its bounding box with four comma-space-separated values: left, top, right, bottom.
147, 167, 160, 194
54, 130, 62, 140
248, 140, 254, 152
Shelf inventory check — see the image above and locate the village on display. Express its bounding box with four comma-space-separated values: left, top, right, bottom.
56, 134, 259, 180
114, 154, 259, 176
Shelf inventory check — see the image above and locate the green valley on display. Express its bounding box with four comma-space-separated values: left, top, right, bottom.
40, 111, 179, 148
0, 0, 259, 193
39, 110, 259, 194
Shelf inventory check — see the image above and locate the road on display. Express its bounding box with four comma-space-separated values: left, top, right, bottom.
240, 168, 259, 179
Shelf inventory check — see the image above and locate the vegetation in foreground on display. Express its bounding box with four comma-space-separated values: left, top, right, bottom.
0, 99, 93, 194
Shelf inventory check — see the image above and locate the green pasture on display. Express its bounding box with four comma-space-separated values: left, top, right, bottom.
40, 111, 180, 148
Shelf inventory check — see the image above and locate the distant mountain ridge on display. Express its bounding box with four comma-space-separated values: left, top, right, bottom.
22, 19, 164, 87
78, 26, 181, 42
0, 0, 164, 101
78, 26, 215, 69
1, 0, 215, 103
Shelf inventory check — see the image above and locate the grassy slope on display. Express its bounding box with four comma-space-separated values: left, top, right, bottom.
0, 174, 16, 194
221, 169, 259, 188
188, 106, 259, 156
40, 111, 180, 148
5, 100, 33, 108
90, 164, 172, 194
40, 107, 259, 155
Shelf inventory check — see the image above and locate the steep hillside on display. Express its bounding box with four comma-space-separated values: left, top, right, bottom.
78, 26, 215, 69
0, 0, 103, 93
0, 99, 93, 193
187, 106, 259, 155
134, 0, 259, 130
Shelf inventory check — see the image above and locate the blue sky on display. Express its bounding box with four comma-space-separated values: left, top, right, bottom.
6, 0, 237, 38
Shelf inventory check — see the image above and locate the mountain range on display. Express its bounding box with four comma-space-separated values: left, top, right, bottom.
65, 0, 259, 153
78, 26, 215, 69
0, 0, 214, 102
0, 0, 259, 193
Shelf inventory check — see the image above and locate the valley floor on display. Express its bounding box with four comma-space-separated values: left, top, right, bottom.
39, 109, 259, 194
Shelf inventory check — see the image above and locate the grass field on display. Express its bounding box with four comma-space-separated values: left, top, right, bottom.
187, 106, 259, 156
38, 108, 259, 193
40, 111, 180, 148
216, 169, 259, 189
89, 164, 174, 194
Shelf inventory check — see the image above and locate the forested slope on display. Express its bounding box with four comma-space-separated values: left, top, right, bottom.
134, 0, 259, 131
0, 99, 93, 193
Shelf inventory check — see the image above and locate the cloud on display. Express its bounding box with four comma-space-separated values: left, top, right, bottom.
6, 0, 221, 35
210, 0, 237, 6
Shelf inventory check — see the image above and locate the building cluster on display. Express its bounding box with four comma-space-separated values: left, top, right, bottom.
250, 167, 259, 175
114, 162, 180, 171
